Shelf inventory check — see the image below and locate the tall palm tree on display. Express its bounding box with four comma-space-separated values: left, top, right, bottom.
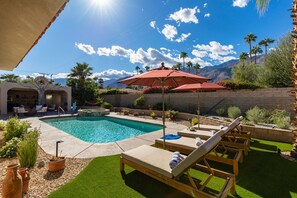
239, 52, 249, 62
259, 38, 275, 56
180, 52, 188, 71
68, 62, 93, 80
186, 61, 193, 73
251, 45, 263, 64
139, 70, 143, 74
193, 63, 201, 75
135, 66, 140, 75
0, 74, 20, 83
144, 66, 150, 71
98, 78, 104, 89
244, 33, 257, 63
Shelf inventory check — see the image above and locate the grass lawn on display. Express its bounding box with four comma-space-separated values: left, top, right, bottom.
48, 139, 297, 198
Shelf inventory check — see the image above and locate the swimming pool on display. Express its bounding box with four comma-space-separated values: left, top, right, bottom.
43, 116, 162, 143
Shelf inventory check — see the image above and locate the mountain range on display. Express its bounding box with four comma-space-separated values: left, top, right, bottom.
53, 55, 264, 88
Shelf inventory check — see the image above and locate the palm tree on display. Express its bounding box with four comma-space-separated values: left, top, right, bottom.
98, 78, 104, 89
135, 66, 140, 75
193, 63, 200, 75
144, 66, 150, 71
186, 61, 193, 73
259, 38, 275, 56
0, 74, 20, 83
139, 70, 143, 74
244, 33, 257, 63
239, 52, 249, 62
251, 45, 263, 64
68, 62, 93, 80
180, 52, 188, 71
176, 62, 182, 71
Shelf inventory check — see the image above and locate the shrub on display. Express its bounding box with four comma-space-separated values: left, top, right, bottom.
274, 116, 291, 129
150, 112, 157, 119
269, 109, 291, 129
165, 110, 178, 120
191, 117, 199, 126
133, 112, 139, 116
215, 107, 226, 116
4, 118, 30, 142
121, 108, 130, 115
0, 137, 20, 158
134, 96, 145, 107
143, 87, 172, 94
153, 102, 167, 111
246, 106, 269, 124
227, 106, 241, 119
216, 80, 262, 90
0, 121, 5, 131
102, 102, 112, 109
100, 89, 128, 95
17, 128, 39, 168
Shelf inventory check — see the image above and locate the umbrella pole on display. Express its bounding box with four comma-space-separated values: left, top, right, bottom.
162, 81, 166, 149
197, 90, 200, 129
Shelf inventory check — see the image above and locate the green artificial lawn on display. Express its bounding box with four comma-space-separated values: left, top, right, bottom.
48, 139, 297, 198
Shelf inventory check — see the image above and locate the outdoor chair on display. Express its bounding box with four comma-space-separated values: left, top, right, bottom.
155, 127, 243, 176
120, 133, 236, 198
37, 107, 47, 116
178, 117, 250, 156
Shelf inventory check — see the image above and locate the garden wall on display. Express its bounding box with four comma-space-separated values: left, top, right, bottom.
103, 88, 293, 115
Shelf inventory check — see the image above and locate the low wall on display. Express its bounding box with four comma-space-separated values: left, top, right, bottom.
112, 107, 293, 143
103, 88, 293, 115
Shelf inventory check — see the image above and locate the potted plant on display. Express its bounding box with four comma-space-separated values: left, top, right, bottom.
48, 141, 66, 172
165, 110, 178, 120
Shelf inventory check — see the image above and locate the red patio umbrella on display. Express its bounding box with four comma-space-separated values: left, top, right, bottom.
173, 82, 226, 129
119, 62, 209, 148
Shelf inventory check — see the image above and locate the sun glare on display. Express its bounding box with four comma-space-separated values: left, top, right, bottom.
88, 0, 117, 16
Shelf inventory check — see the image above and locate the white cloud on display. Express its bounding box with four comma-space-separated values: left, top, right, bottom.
204, 13, 210, 18
233, 0, 250, 8
75, 42, 96, 55
149, 21, 156, 29
161, 24, 178, 40
169, 7, 199, 24
97, 46, 133, 57
175, 33, 191, 43
192, 41, 236, 63
203, 3, 207, 8
92, 69, 135, 80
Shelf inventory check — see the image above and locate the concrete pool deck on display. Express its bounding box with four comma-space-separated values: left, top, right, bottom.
23, 113, 188, 158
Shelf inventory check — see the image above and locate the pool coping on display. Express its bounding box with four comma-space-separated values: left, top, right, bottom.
24, 113, 187, 158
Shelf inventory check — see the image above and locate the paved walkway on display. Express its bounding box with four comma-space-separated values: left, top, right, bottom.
23, 113, 187, 159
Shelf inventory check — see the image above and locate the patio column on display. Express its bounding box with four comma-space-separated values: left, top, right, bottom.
66, 87, 71, 111
0, 86, 8, 115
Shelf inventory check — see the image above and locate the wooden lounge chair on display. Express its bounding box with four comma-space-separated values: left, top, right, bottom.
178, 117, 250, 156
155, 128, 243, 176
120, 133, 236, 198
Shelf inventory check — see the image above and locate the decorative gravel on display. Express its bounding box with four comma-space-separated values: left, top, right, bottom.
0, 148, 91, 197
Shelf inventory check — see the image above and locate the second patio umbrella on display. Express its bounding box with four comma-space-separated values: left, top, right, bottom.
173, 82, 225, 129
119, 62, 209, 148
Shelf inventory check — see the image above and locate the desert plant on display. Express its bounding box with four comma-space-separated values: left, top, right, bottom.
191, 117, 199, 126
133, 112, 139, 116
269, 109, 291, 129
274, 116, 291, 129
0, 121, 5, 131
227, 106, 242, 119
134, 96, 145, 107
102, 102, 112, 109
246, 106, 269, 124
0, 137, 20, 158
165, 110, 178, 120
17, 128, 39, 168
215, 107, 226, 116
150, 112, 157, 119
121, 108, 130, 115
4, 118, 30, 142
241, 118, 255, 126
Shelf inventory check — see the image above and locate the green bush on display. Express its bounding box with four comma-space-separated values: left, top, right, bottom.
0, 137, 20, 158
100, 89, 128, 95
227, 106, 242, 119
121, 108, 130, 115
17, 128, 39, 168
269, 109, 291, 129
150, 112, 157, 119
215, 107, 226, 116
191, 117, 199, 126
4, 118, 30, 142
0, 121, 5, 131
274, 116, 291, 129
134, 96, 145, 107
102, 102, 112, 109
153, 102, 167, 111
165, 110, 178, 120
246, 106, 269, 124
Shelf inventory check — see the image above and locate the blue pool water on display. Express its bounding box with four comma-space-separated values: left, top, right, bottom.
43, 116, 162, 143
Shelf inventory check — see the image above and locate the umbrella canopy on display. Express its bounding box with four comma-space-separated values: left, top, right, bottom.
119, 63, 209, 148
172, 82, 225, 92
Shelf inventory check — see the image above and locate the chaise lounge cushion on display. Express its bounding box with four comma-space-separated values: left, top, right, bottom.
155, 137, 206, 151
178, 129, 215, 139
122, 145, 178, 178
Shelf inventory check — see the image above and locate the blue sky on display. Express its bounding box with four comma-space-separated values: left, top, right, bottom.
1, 0, 292, 80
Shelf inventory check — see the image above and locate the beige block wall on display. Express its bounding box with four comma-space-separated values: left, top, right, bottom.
103, 88, 293, 115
